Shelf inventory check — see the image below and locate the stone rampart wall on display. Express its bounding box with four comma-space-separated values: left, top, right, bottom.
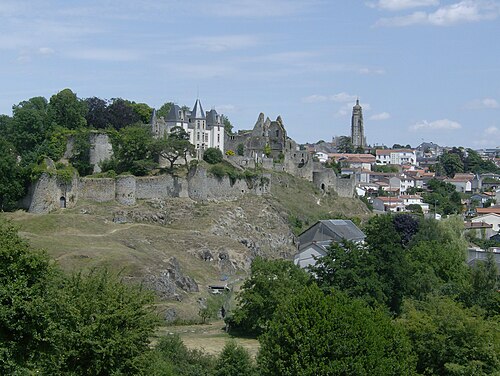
89, 133, 113, 173
135, 175, 188, 199
79, 178, 116, 202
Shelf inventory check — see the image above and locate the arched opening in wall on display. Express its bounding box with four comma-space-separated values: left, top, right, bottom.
321, 183, 325, 191
298, 158, 305, 168
60, 196, 67, 209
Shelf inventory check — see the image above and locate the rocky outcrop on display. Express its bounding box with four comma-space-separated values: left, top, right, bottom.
145, 257, 199, 300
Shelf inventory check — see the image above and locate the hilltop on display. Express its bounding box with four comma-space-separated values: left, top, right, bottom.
2, 171, 370, 320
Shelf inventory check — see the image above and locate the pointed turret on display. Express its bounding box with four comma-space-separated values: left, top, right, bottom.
191, 99, 205, 119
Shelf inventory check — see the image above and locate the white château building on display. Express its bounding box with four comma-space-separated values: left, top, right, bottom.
151, 99, 225, 158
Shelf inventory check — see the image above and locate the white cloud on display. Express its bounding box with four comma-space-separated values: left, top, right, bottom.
216, 104, 237, 113
370, 112, 391, 120
465, 98, 499, 109
302, 92, 358, 104
376, 0, 500, 27
201, 0, 311, 17
485, 126, 499, 135
65, 48, 140, 62
358, 67, 386, 75
38, 47, 54, 55
188, 35, 259, 52
410, 119, 462, 131
367, 0, 439, 11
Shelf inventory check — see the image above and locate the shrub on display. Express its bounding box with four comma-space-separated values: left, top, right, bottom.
203, 148, 223, 164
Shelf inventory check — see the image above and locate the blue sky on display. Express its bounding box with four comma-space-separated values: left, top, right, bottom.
1, 0, 499, 148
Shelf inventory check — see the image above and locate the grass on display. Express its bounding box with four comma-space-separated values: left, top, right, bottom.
157, 320, 260, 358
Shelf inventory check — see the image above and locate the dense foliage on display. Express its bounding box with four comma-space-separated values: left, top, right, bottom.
258, 284, 416, 376
0, 220, 158, 374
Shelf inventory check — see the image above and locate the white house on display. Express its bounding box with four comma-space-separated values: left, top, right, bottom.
151, 99, 225, 159
471, 213, 500, 232
375, 149, 417, 166
372, 197, 405, 213
314, 152, 329, 163
400, 195, 430, 213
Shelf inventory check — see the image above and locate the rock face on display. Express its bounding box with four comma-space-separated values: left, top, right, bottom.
146, 257, 199, 300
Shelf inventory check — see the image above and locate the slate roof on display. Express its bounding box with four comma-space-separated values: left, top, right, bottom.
191, 99, 205, 119
298, 219, 365, 250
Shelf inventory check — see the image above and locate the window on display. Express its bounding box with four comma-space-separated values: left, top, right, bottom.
197, 133, 200, 141
217, 134, 220, 143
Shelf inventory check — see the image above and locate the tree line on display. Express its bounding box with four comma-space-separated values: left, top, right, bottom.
0, 89, 234, 211
226, 214, 500, 375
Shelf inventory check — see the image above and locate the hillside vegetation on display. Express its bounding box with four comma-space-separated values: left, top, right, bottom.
2, 171, 371, 320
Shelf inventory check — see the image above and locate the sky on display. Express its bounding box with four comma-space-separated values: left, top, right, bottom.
0, 0, 499, 148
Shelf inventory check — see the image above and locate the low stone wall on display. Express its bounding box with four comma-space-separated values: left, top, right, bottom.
79, 178, 116, 202
335, 175, 356, 198
136, 175, 188, 199
116, 176, 136, 206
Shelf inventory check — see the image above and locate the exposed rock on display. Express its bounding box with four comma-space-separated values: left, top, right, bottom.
164, 307, 177, 323
145, 257, 199, 300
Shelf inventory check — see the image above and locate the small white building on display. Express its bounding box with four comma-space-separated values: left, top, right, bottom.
471, 213, 500, 232
376, 149, 417, 166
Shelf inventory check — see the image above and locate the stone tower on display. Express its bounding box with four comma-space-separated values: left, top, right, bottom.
351, 99, 365, 149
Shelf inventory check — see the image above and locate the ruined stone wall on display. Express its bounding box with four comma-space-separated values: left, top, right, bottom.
29, 173, 79, 214
89, 133, 113, 173
135, 175, 189, 199
79, 178, 116, 202
116, 176, 136, 206
335, 175, 356, 198
188, 167, 269, 201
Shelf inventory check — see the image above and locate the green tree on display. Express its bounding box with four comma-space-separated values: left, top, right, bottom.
152, 126, 194, 171
258, 284, 416, 376
141, 335, 215, 376
215, 340, 256, 376
401, 296, 500, 375
203, 147, 223, 164
263, 143, 271, 158
461, 251, 500, 315
0, 138, 26, 211
157, 102, 174, 119
336, 136, 354, 153
107, 98, 141, 130
310, 240, 386, 306
48, 88, 87, 130
222, 115, 233, 135
69, 128, 93, 176
236, 143, 244, 156
131, 102, 153, 124
110, 124, 155, 175
10, 96, 50, 158
43, 269, 158, 375
439, 151, 464, 177
84, 97, 110, 129
364, 215, 409, 314
227, 258, 310, 335
0, 220, 55, 374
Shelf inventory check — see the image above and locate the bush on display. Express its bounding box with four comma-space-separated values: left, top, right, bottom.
203, 148, 223, 164
225, 149, 235, 156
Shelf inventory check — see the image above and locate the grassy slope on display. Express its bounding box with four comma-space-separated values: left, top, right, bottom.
1, 171, 371, 322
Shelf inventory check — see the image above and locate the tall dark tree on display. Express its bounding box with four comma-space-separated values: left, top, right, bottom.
107, 98, 141, 130
110, 125, 155, 175
84, 97, 110, 129
0, 138, 26, 211
336, 136, 354, 153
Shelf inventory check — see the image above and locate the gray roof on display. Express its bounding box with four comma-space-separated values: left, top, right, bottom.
206, 109, 219, 126
191, 99, 205, 119
298, 219, 365, 250
166, 104, 182, 121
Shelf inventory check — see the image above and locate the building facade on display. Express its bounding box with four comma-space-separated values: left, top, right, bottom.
151, 99, 225, 158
